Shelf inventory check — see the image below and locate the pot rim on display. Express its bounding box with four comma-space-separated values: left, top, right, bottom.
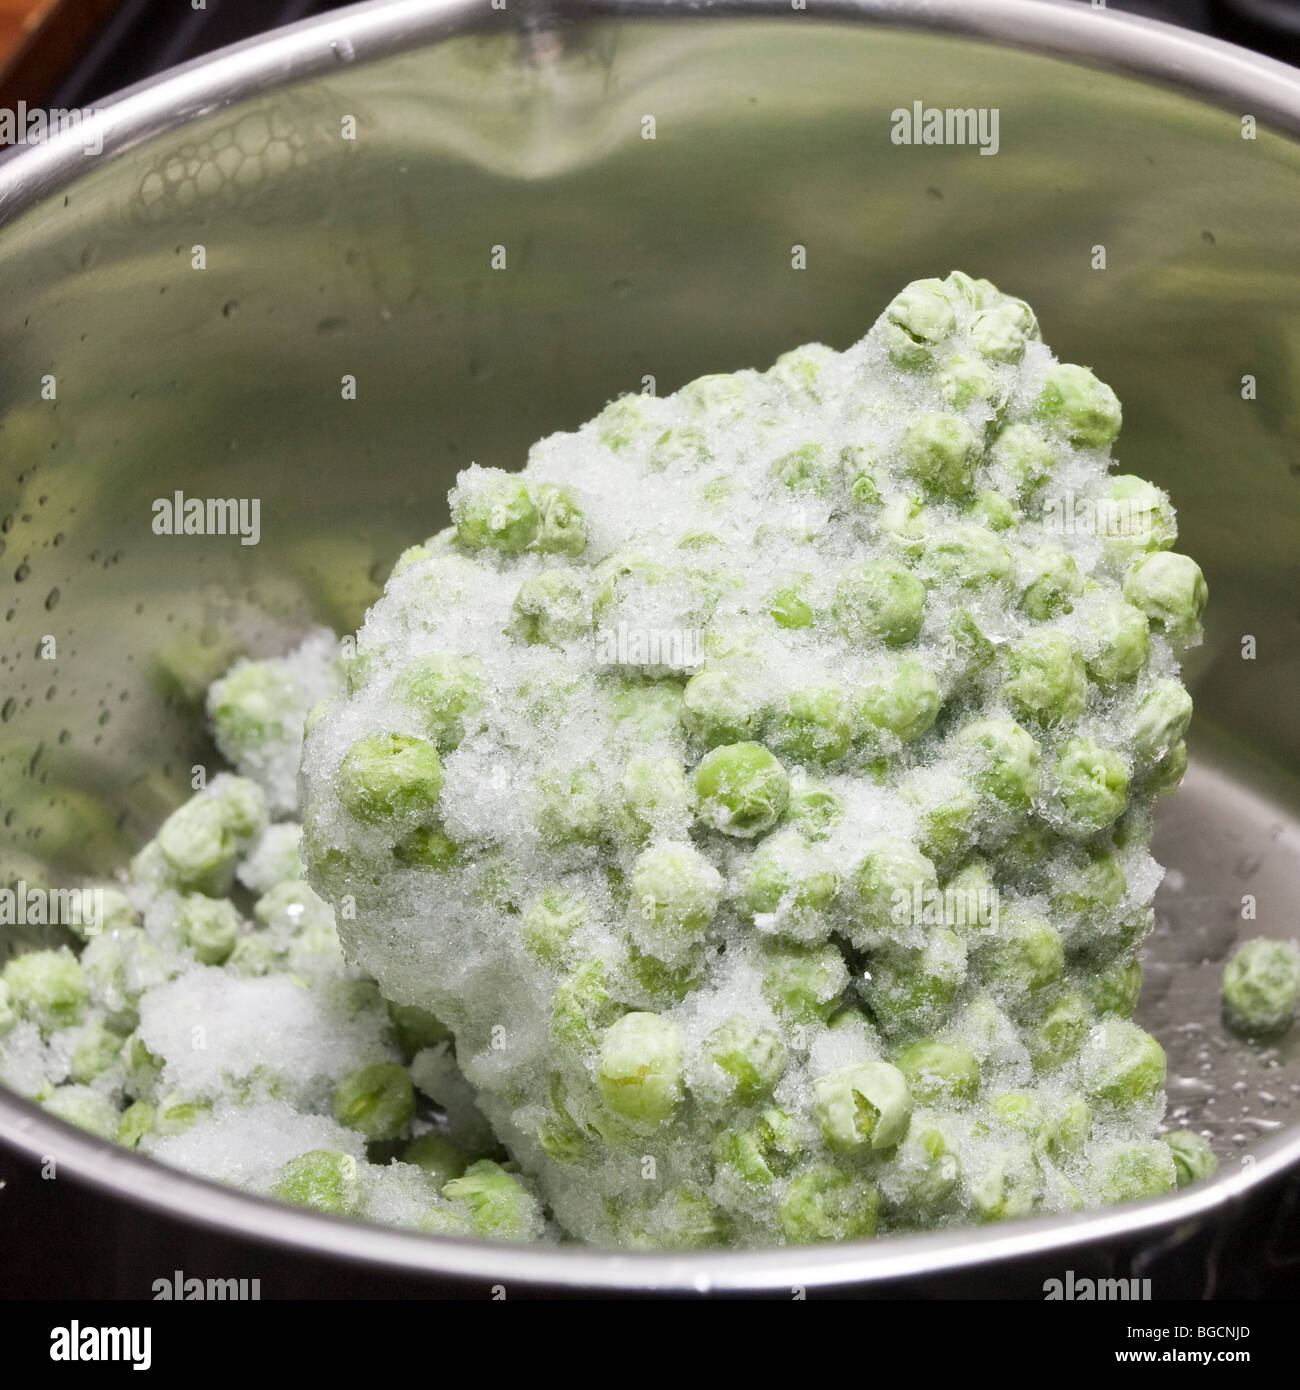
1, 0, 1299, 1289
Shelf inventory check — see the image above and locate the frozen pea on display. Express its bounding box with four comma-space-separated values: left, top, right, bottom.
1051, 847, 1126, 916
625, 943, 705, 1008
154, 1092, 212, 1137
627, 841, 721, 965
1056, 737, 1130, 834
1026, 988, 1092, 1070
552, 959, 621, 1051
833, 560, 927, 646
1147, 740, 1188, 798
532, 483, 588, 557
393, 653, 486, 752
1087, 959, 1142, 1016
1099, 475, 1176, 561
713, 1107, 801, 1186
1122, 551, 1208, 641
767, 575, 816, 630
402, 1131, 471, 1186
42, 1084, 120, 1141
1085, 601, 1150, 686
943, 270, 1000, 309
939, 353, 1000, 410
904, 769, 979, 868
968, 304, 1027, 363
520, 888, 589, 967
738, 831, 840, 941
610, 681, 684, 745
861, 932, 966, 1036
851, 838, 939, 948
213, 777, 269, 841
1020, 546, 1083, 619
649, 425, 712, 471
450, 467, 538, 552
680, 372, 749, 420
80, 926, 166, 1031
394, 824, 462, 872
980, 909, 1064, 1014
698, 1016, 786, 1105
857, 657, 941, 743
1132, 680, 1193, 763
895, 1039, 980, 1104
770, 442, 834, 496
123, 1032, 164, 1100
3, 948, 86, 1033
680, 670, 762, 747
154, 797, 240, 894
880, 491, 926, 550
226, 932, 282, 977
947, 607, 996, 687
69, 1022, 124, 1084
992, 1091, 1048, 1143
254, 879, 333, 933
207, 660, 301, 763
1002, 630, 1087, 724
939, 857, 1001, 938
989, 423, 1054, 497
270, 1149, 362, 1215
883, 1115, 962, 1215
881, 278, 956, 368
760, 940, 848, 1024
780, 1166, 880, 1242
814, 1061, 912, 1151
1080, 1019, 1166, 1108
1162, 1130, 1217, 1187
769, 342, 836, 401
337, 733, 444, 826
840, 445, 881, 508
616, 756, 693, 844
1045, 1096, 1092, 1158
1036, 363, 1122, 448
1222, 937, 1300, 1037
925, 525, 1014, 590
956, 718, 1041, 810
694, 742, 789, 838
968, 487, 1018, 531
970, 1143, 1040, 1222
177, 894, 241, 966
390, 543, 431, 577
1093, 1140, 1177, 1204
899, 413, 981, 497
510, 569, 590, 645
117, 1100, 155, 1149
533, 764, 606, 848
783, 778, 846, 840
767, 685, 854, 765
387, 1000, 453, 1054
333, 1061, 417, 1142
596, 1011, 683, 1124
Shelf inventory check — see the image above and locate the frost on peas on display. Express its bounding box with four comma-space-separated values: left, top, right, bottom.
1221, 937, 1300, 1037
1091, 1141, 1176, 1204
402, 1131, 470, 1187
532, 483, 588, 557
881, 1114, 962, 1216
880, 277, 957, 368
42, 1084, 120, 1141
178, 894, 241, 966
694, 742, 789, 839
1146, 740, 1188, 799
337, 733, 444, 827
1035, 363, 1122, 449
551, 959, 622, 1051
1025, 987, 1092, 1070
768, 342, 836, 402
69, 1021, 124, 1084
967, 488, 1018, 531
154, 1092, 212, 1137
988, 423, 1055, 499
1020, 546, 1083, 619
1002, 630, 1087, 725
923, 525, 1014, 591
394, 824, 462, 873
760, 940, 848, 1025
333, 1061, 417, 1142
713, 1107, 801, 1186
387, 1000, 453, 1055
1099, 475, 1176, 563
766, 574, 816, 630
510, 570, 591, 646
1050, 846, 1126, 917
1162, 1130, 1217, 1187
149, 797, 241, 896
1122, 552, 1207, 642
978, 909, 1064, 1017
970, 1142, 1041, 1222
627, 841, 721, 964
615, 756, 692, 843
1055, 737, 1130, 835
903, 768, 979, 869
680, 670, 762, 747
680, 372, 750, 421
770, 442, 835, 497
840, 445, 881, 509
955, 718, 1041, 812
520, 888, 589, 967
207, 660, 301, 764
861, 931, 966, 1036
270, 1149, 363, 1215
857, 656, 942, 744
899, 413, 981, 497
783, 778, 845, 841
649, 425, 712, 471
1087, 959, 1143, 1017
1132, 680, 1193, 765
1079, 1018, 1166, 1109
895, 1038, 980, 1104
610, 681, 684, 746
833, 560, 927, 647
938, 354, 1001, 411
814, 1061, 912, 1152
1084, 600, 1150, 686
80, 926, 166, 1032
767, 685, 854, 765
968, 305, 1028, 363
596, 1011, 683, 1124
779, 1166, 880, 1242
850, 838, 939, 949
392, 654, 486, 749
696, 1015, 786, 1106
450, 467, 538, 552
3, 948, 86, 1034
738, 831, 840, 941
117, 1100, 155, 1149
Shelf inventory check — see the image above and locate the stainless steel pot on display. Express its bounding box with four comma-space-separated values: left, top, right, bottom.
2, 0, 1299, 1296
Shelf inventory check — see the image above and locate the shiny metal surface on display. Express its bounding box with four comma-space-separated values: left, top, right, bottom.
1, 0, 1299, 1290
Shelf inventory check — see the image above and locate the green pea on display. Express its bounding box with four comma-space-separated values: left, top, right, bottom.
904, 769, 980, 869
895, 1038, 980, 1104
387, 1000, 453, 1054
154, 1092, 212, 1137
680, 670, 762, 747
1222, 937, 1300, 1037
988, 423, 1055, 498
814, 1061, 912, 1152
879, 491, 926, 550
154, 797, 240, 895
967, 488, 1018, 530
1020, 546, 1083, 619
1162, 1130, 1218, 1187
1147, 740, 1188, 798
207, 660, 301, 763
402, 1131, 471, 1187
926, 525, 1015, 590
551, 959, 621, 1051
649, 425, 712, 471
956, 718, 1041, 811
1088, 959, 1143, 1017
1056, 737, 1130, 834
767, 685, 854, 765
1026, 988, 1093, 1070
80, 926, 166, 1032
968, 304, 1028, 363
2, 949, 86, 1034
533, 763, 605, 847
393, 824, 462, 872
783, 778, 846, 840
780, 1166, 880, 1242
627, 841, 721, 962
769, 343, 836, 401
69, 1022, 124, 1084
1045, 1096, 1092, 1158
333, 1062, 417, 1142
225, 933, 281, 978
1122, 551, 1208, 641
939, 353, 1001, 410
851, 839, 939, 949
694, 742, 789, 838
992, 1091, 1049, 1144
770, 442, 834, 496
760, 940, 848, 1024
979, 909, 1064, 1014
41, 1085, 120, 1141
1051, 847, 1126, 917
1080, 1019, 1166, 1108
713, 1107, 802, 1185
532, 483, 588, 557
970, 1142, 1040, 1222
510, 570, 590, 646
1132, 680, 1194, 764
680, 372, 750, 421
857, 656, 941, 743
1099, 475, 1176, 562
117, 1100, 155, 1149
450, 467, 538, 552
882, 1114, 962, 1216
596, 1012, 683, 1124
943, 270, 1000, 310
1002, 629, 1087, 724
337, 733, 444, 826
947, 608, 997, 688
738, 830, 840, 940
610, 681, 684, 745
899, 413, 981, 497
833, 560, 927, 647
270, 1149, 362, 1215
1084, 600, 1150, 685
174, 894, 240, 966
862, 932, 967, 1036
697, 1015, 786, 1106
840, 445, 881, 508
1092, 1141, 1177, 1204
517, 887, 586, 967
624, 943, 704, 1007
213, 776, 269, 842
766, 574, 817, 630
122, 1032, 164, 1101
1036, 363, 1122, 448
881, 278, 957, 368
613, 757, 690, 844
